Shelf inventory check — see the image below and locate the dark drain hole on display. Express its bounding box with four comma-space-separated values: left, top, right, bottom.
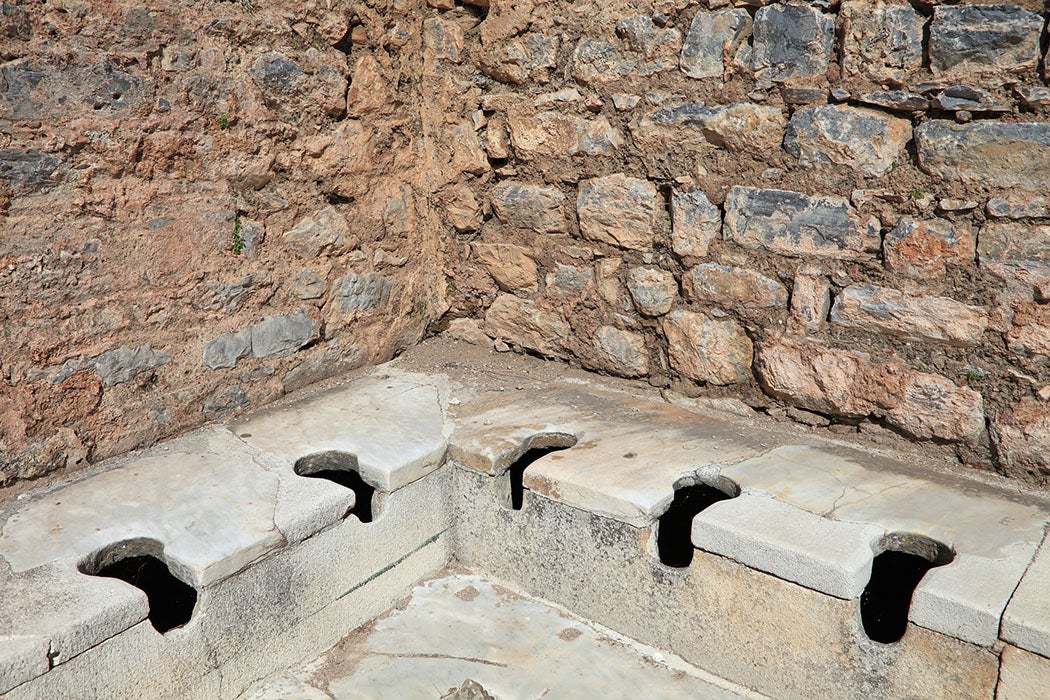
80, 541, 197, 634
507, 434, 577, 510
861, 533, 953, 644
295, 451, 376, 523
657, 482, 737, 568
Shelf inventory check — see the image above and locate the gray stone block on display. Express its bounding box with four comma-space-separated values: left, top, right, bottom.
679, 9, 751, 80
671, 190, 720, 258
751, 3, 834, 82
0, 149, 59, 194
333, 272, 395, 314
92, 345, 171, 386
783, 105, 911, 177
490, 181, 567, 233
723, 186, 878, 260
203, 328, 252, 370
916, 121, 1050, 190
250, 312, 320, 359
841, 0, 923, 83
930, 4, 1043, 76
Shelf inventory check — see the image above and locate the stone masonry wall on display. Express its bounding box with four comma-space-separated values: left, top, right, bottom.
3, 0, 1050, 491
429, 0, 1050, 485
0, 0, 447, 486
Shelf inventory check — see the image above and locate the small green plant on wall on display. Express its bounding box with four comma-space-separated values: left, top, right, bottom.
218, 114, 231, 130
232, 214, 245, 255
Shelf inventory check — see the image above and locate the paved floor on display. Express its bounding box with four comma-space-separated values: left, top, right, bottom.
244, 571, 762, 700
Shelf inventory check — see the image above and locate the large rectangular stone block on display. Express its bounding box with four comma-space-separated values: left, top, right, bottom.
723, 187, 879, 260
916, 121, 1050, 190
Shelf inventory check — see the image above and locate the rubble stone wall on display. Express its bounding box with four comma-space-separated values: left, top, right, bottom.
431, 0, 1050, 484
0, 0, 447, 486
3, 0, 1050, 489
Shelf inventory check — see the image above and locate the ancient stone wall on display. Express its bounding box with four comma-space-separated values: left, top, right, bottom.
3, 0, 1050, 490
1, 0, 447, 486
431, 0, 1050, 484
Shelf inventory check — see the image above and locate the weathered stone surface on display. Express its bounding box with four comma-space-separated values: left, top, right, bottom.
671, 190, 720, 258
345, 56, 388, 117
282, 206, 356, 258
751, 3, 834, 82
756, 338, 893, 417
616, 15, 681, 61
423, 17, 464, 63
663, 310, 752, 385
1016, 86, 1050, 108
1003, 539, 1050, 658
693, 495, 884, 600
723, 187, 878, 259
626, 267, 677, 316
484, 295, 570, 357
700, 103, 787, 153
570, 39, 636, 84
929, 4, 1043, 76
885, 371, 985, 443
883, 218, 975, 279
684, 263, 786, 309
789, 269, 830, 332
1008, 304, 1050, 358
783, 105, 911, 177
82, 346, 168, 387
632, 102, 786, 154
756, 337, 985, 443
830, 285, 988, 345
577, 175, 660, 250
203, 328, 252, 370
490, 181, 567, 233
545, 264, 593, 298
915, 121, 1050, 191
450, 122, 489, 176
840, 0, 923, 84
0, 149, 60, 194
857, 90, 929, 112
332, 273, 395, 314
998, 646, 1050, 700
250, 312, 320, 359
679, 9, 751, 80
293, 269, 327, 300
986, 196, 1049, 220
592, 326, 648, 378
445, 185, 483, 232
978, 223, 1050, 271
479, 33, 558, 85
933, 86, 1010, 113
507, 111, 623, 160
473, 243, 539, 294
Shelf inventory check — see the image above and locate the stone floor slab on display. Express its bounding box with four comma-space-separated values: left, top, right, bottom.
232, 374, 447, 493
0, 427, 284, 587
691, 494, 884, 599
262, 573, 758, 700
997, 644, 1050, 700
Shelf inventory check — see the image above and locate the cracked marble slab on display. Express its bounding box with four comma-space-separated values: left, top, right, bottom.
722, 444, 1050, 646
0, 560, 147, 692
449, 387, 770, 526
0, 427, 285, 588
232, 374, 448, 493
